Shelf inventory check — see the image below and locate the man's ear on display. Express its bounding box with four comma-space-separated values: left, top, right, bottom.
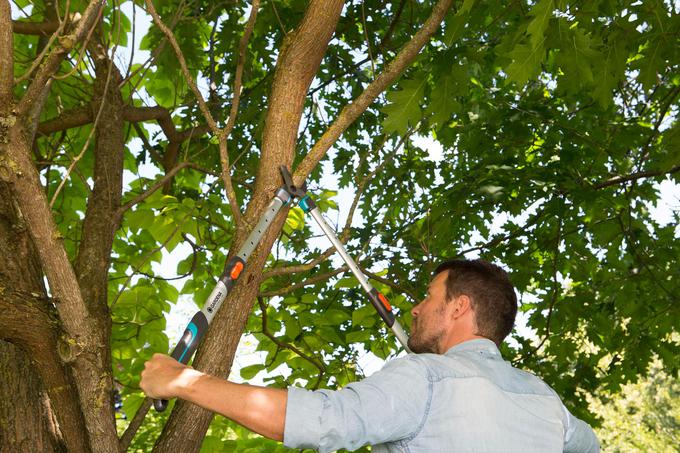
451, 294, 473, 319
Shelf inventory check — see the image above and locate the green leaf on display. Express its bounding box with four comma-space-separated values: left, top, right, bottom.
527, 0, 553, 50
592, 31, 628, 107
240, 364, 265, 380
505, 42, 545, 85
322, 308, 351, 325
556, 28, 602, 92
633, 37, 667, 91
444, 0, 477, 45
382, 77, 426, 135
346, 330, 372, 344
352, 304, 377, 327
284, 316, 300, 339
335, 275, 360, 289
427, 66, 466, 128
126, 209, 154, 232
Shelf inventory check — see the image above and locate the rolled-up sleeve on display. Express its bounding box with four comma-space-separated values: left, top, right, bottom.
562, 405, 600, 453
284, 356, 430, 452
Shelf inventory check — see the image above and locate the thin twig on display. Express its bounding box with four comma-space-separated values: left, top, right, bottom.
17, 0, 107, 119
259, 266, 348, 298
53, 6, 102, 80
361, 2, 376, 78
144, 0, 217, 133
532, 216, 562, 353
270, 0, 287, 34
218, 0, 260, 224
262, 130, 411, 280
14, 0, 72, 84
145, 0, 242, 221
257, 297, 325, 389
361, 268, 418, 303
593, 164, 680, 190
119, 398, 152, 450
115, 161, 217, 220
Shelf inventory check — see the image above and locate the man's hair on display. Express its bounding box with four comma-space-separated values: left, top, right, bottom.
434, 259, 517, 346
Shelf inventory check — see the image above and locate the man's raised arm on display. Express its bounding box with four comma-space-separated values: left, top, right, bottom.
140, 353, 288, 441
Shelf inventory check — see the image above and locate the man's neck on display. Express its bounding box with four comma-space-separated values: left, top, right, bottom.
438, 334, 487, 354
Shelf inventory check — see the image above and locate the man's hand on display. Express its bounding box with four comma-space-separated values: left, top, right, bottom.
140, 353, 203, 399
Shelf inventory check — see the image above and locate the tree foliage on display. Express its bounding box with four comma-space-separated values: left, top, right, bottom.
591, 357, 680, 452
0, 0, 678, 451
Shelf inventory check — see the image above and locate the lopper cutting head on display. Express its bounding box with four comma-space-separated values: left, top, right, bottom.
279, 165, 307, 199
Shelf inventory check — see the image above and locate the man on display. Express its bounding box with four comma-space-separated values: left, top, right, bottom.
141, 259, 600, 452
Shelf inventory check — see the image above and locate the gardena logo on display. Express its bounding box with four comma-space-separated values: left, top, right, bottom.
207, 290, 223, 313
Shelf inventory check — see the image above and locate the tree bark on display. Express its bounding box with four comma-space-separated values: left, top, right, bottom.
0, 341, 63, 452
153, 1, 345, 451
0, 292, 92, 452
69, 37, 126, 449
0, 6, 66, 450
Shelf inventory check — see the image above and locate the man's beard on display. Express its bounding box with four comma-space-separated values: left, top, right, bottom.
408, 319, 444, 354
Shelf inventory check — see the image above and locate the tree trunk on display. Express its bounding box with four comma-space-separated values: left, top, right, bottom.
153, 1, 345, 451
0, 176, 91, 452
0, 341, 63, 453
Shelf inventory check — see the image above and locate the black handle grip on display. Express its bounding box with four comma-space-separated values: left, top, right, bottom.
154, 397, 169, 412
154, 312, 209, 412
367, 288, 395, 327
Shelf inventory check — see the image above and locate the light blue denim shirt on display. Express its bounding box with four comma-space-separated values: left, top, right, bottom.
284, 339, 599, 452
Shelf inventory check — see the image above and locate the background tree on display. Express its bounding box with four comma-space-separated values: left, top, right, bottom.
1, 0, 678, 451
591, 357, 680, 452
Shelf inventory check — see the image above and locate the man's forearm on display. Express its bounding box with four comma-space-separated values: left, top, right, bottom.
177, 369, 288, 441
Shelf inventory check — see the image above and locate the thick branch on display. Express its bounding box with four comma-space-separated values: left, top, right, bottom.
123, 105, 181, 142
0, 0, 12, 104
74, 42, 124, 316
38, 104, 212, 145
294, 0, 453, 184
37, 106, 93, 136
4, 87, 121, 453
247, 0, 345, 226
12, 20, 60, 36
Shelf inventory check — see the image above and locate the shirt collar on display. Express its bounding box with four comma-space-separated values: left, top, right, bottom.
444, 338, 501, 357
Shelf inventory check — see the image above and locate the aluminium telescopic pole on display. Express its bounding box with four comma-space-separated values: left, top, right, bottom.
153, 185, 294, 412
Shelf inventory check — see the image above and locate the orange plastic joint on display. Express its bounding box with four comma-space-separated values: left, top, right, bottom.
230, 261, 244, 280
378, 293, 392, 311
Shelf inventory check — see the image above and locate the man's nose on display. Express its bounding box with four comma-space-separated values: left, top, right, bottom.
411, 303, 420, 317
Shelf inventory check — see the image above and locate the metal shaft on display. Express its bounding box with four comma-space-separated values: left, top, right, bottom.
308, 206, 411, 353
308, 208, 374, 294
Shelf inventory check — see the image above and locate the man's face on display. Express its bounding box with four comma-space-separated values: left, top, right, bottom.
408, 271, 450, 354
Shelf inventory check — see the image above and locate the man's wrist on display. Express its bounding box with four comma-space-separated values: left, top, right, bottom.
173, 367, 205, 400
